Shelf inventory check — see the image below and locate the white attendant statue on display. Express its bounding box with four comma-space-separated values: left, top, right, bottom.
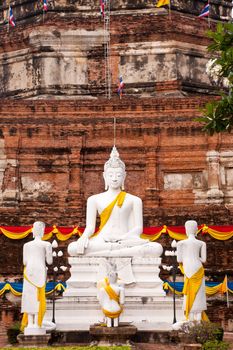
21, 221, 53, 335
68, 146, 163, 258
97, 269, 124, 327
176, 220, 208, 322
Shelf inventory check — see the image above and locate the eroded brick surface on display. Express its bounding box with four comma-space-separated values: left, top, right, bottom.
0, 0, 233, 338
0, 98, 232, 281
0, 0, 232, 99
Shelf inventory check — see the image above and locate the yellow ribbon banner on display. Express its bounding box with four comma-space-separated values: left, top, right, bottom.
0, 225, 82, 241
0, 282, 66, 298
164, 275, 232, 297
0, 224, 233, 241
0, 280, 232, 299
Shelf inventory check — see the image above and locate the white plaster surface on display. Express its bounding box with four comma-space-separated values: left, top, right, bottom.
164, 173, 202, 190
21, 176, 52, 198
45, 256, 183, 330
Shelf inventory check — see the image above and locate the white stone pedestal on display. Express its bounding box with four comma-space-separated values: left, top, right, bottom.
24, 327, 46, 336
45, 256, 183, 331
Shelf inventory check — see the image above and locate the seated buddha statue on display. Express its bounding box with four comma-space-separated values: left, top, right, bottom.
68, 146, 163, 258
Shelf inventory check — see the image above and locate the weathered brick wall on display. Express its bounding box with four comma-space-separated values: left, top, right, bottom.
0, 97, 232, 225
0, 0, 232, 334
0, 0, 232, 98
0, 97, 232, 279
0, 302, 21, 347
0, 0, 232, 24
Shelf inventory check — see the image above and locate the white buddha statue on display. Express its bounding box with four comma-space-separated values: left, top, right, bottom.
97, 268, 125, 327
68, 146, 163, 258
176, 220, 207, 322
21, 221, 53, 335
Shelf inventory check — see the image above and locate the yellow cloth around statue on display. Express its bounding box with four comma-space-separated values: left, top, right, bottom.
20, 270, 46, 331
182, 266, 208, 321
101, 277, 123, 319
91, 191, 126, 238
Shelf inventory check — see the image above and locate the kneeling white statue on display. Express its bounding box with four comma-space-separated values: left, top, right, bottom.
21, 221, 53, 335
97, 267, 124, 327
176, 220, 208, 323
68, 146, 162, 258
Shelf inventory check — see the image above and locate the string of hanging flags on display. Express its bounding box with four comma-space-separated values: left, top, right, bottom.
1, 0, 213, 32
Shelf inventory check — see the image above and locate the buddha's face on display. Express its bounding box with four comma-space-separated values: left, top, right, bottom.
104, 167, 126, 190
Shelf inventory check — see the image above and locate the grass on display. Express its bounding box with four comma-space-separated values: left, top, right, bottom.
2, 347, 131, 350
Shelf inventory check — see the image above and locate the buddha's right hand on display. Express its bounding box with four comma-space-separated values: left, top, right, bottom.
76, 235, 89, 254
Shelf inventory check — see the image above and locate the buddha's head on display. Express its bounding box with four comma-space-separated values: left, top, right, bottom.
185, 220, 198, 237
103, 146, 126, 191
32, 221, 45, 239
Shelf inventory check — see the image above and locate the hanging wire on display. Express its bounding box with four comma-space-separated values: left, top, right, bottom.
7, 3, 10, 32
113, 117, 116, 146
104, 0, 111, 99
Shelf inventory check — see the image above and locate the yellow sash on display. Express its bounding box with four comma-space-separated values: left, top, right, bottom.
102, 308, 122, 318
20, 269, 46, 331
102, 277, 123, 319
92, 191, 126, 238
104, 277, 119, 302
182, 265, 208, 321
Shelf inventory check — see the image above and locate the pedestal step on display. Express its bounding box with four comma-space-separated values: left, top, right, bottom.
48, 256, 183, 331
49, 329, 181, 347
17, 334, 50, 347
46, 296, 183, 331
90, 324, 137, 346
136, 344, 179, 350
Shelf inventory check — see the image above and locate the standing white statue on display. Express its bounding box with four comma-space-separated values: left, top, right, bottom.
176, 220, 208, 322
97, 268, 125, 327
68, 146, 163, 258
21, 221, 53, 335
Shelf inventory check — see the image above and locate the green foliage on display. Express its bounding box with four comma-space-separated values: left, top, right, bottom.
207, 22, 233, 82
196, 93, 233, 135
202, 339, 230, 350
198, 22, 233, 134
6, 321, 21, 344
180, 321, 224, 345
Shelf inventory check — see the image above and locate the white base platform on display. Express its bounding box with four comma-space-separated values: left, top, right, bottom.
24, 326, 46, 336
45, 256, 184, 331
46, 296, 183, 331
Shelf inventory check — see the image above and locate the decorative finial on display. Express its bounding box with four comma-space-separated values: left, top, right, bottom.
104, 146, 125, 171
110, 146, 119, 158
